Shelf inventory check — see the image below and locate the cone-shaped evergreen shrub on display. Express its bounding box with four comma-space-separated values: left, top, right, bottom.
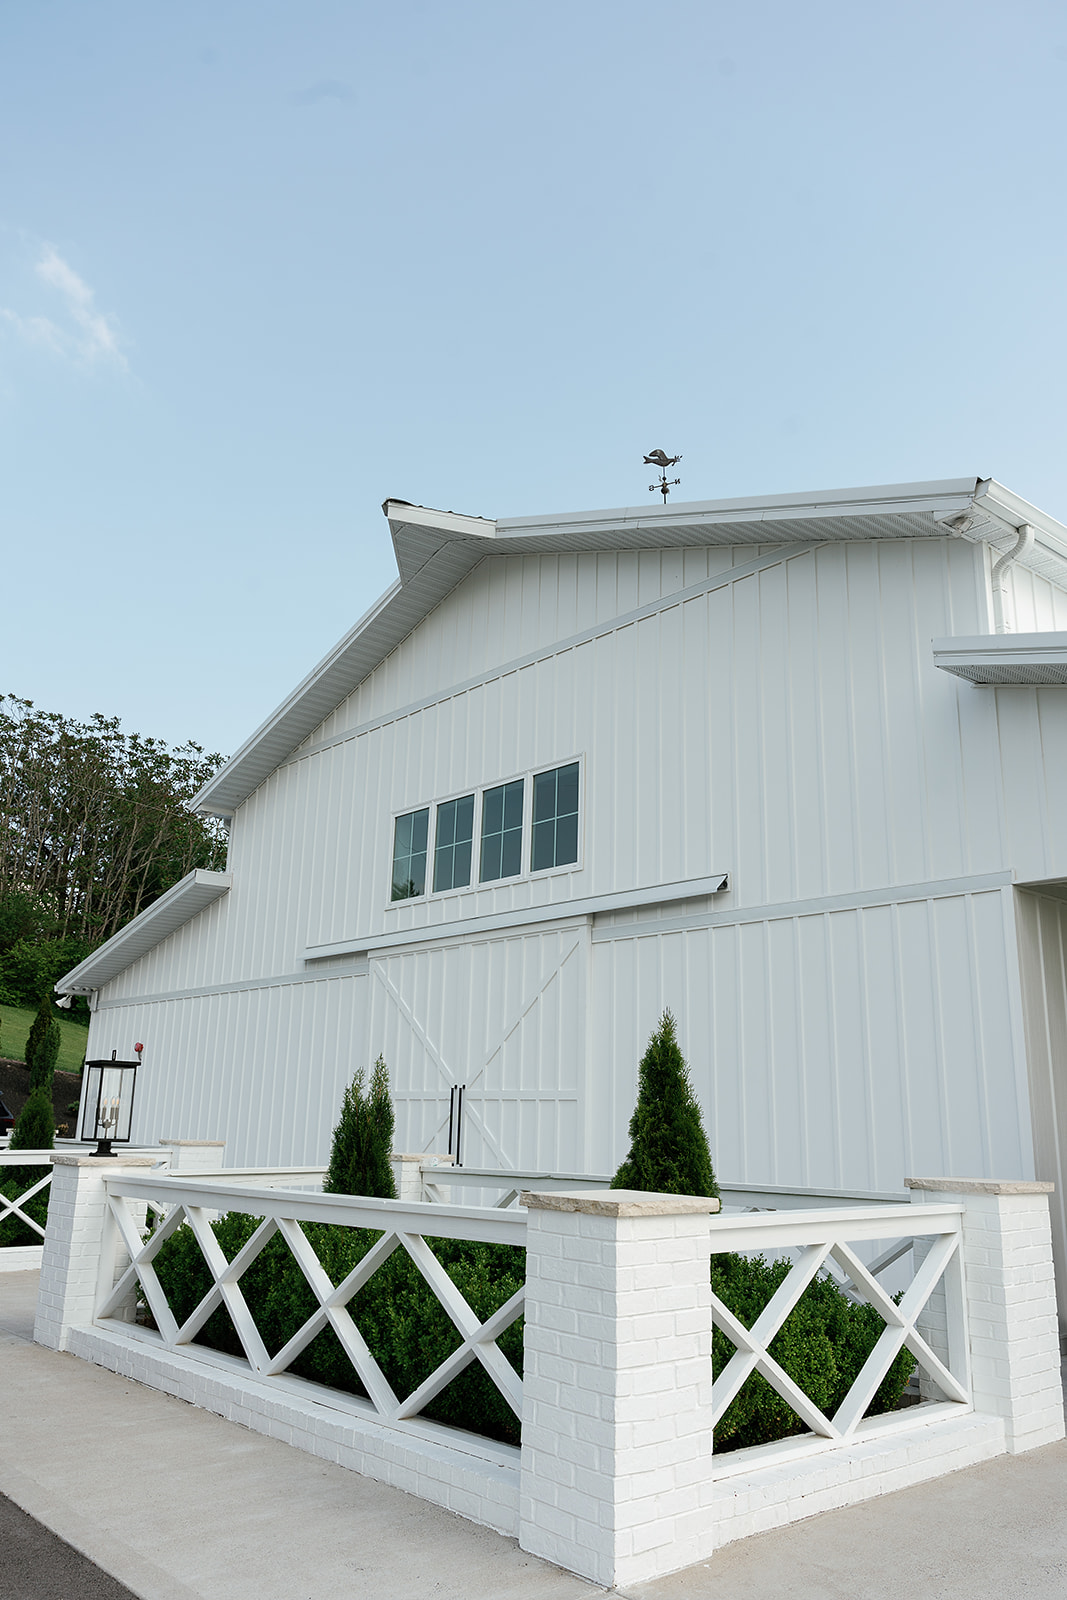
324, 1056, 397, 1199
30, 1019, 61, 1093
23, 994, 53, 1074
10, 1086, 55, 1151
611, 1010, 719, 1198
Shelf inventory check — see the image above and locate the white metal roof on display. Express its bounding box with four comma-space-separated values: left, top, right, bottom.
193, 476, 1067, 818
55, 870, 232, 995
932, 633, 1067, 685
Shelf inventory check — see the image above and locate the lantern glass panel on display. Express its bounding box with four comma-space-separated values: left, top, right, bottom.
80, 1062, 137, 1145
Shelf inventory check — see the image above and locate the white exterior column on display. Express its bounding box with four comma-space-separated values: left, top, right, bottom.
390, 1153, 452, 1202
518, 1189, 719, 1588
157, 1139, 226, 1173
908, 1177, 1064, 1453
34, 1154, 161, 1353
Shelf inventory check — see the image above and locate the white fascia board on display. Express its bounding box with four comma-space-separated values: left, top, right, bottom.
55, 870, 233, 995
302, 872, 730, 961
933, 632, 1067, 685
494, 477, 981, 542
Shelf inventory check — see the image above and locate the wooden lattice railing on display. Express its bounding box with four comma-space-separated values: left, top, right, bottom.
0, 1150, 54, 1244
97, 1173, 525, 1433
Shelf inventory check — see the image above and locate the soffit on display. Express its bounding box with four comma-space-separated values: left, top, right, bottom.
55, 870, 233, 995
932, 633, 1067, 685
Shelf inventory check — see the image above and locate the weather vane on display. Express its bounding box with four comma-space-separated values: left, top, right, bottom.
644, 448, 682, 503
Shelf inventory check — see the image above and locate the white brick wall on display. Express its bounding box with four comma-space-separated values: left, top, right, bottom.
33, 1155, 160, 1352
31, 1170, 1067, 1586
517, 1190, 720, 1589
909, 1178, 1065, 1453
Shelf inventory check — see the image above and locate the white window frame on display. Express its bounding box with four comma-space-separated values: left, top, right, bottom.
383, 754, 585, 910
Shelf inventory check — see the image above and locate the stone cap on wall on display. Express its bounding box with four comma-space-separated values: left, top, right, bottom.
51, 1154, 164, 1169
520, 1188, 721, 1217
907, 1176, 1055, 1195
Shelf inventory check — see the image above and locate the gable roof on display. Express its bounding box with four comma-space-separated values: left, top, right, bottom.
192, 476, 1067, 818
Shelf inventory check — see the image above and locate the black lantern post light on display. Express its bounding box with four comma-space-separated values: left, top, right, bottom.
81, 1047, 140, 1156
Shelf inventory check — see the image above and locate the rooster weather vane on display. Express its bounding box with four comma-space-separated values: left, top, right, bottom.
645, 448, 682, 503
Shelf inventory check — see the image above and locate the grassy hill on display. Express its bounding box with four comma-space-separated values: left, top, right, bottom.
0, 1001, 91, 1076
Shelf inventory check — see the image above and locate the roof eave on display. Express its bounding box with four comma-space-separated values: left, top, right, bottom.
55, 870, 233, 995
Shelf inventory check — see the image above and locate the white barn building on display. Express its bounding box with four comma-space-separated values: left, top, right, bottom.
59, 476, 1067, 1302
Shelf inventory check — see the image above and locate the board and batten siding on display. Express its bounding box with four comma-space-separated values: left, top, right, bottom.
89, 970, 368, 1169
590, 884, 1032, 1192
86, 532, 1067, 1197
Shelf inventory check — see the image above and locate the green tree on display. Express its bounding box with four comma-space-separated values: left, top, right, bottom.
323, 1056, 397, 1199
611, 1010, 719, 1198
0, 694, 228, 1009
30, 1019, 61, 1094
9, 1086, 54, 1151
23, 994, 54, 1075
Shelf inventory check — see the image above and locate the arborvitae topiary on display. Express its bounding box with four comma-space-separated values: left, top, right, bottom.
30, 1019, 61, 1093
611, 1010, 719, 1199
323, 1056, 397, 1199
23, 994, 53, 1074
9, 1086, 55, 1151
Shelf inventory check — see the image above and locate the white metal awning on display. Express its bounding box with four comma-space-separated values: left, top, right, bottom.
56, 870, 233, 995
932, 633, 1067, 685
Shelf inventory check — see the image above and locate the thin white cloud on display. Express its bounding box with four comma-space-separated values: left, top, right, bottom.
0, 307, 66, 353
0, 243, 126, 367
36, 245, 123, 363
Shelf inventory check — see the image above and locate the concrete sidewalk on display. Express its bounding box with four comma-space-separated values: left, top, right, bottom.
3, 1268, 1067, 1600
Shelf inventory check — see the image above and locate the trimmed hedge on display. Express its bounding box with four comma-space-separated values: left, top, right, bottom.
0, 1170, 49, 1248
149, 1210, 913, 1452
711, 1251, 914, 1451
152, 1215, 526, 1445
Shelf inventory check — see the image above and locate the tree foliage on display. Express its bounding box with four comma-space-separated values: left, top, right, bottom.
0, 694, 227, 1010
611, 1010, 719, 1198
324, 1056, 397, 1199
9, 1086, 55, 1151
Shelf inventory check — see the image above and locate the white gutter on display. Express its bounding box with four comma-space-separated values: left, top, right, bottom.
991, 524, 1035, 634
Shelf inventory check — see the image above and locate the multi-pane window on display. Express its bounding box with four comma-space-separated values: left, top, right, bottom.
531, 762, 580, 871
391, 808, 428, 900
388, 761, 580, 902
433, 793, 475, 892
479, 779, 525, 883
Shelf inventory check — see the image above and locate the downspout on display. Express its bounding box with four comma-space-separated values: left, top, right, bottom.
990, 524, 1034, 634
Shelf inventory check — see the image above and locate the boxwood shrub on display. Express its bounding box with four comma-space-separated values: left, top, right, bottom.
0, 1169, 50, 1248
149, 1211, 913, 1452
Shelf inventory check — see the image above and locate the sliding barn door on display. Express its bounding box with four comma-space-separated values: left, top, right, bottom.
368, 921, 588, 1172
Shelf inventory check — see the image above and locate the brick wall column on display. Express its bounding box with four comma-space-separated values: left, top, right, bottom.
518, 1189, 718, 1588
909, 1177, 1064, 1453
390, 1153, 452, 1203
34, 1154, 161, 1352
157, 1139, 226, 1173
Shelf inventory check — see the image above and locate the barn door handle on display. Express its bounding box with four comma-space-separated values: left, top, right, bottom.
448, 1084, 465, 1167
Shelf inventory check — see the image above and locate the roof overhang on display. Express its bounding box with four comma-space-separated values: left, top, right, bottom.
192, 476, 1067, 817
932, 633, 1067, 685
55, 870, 232, 995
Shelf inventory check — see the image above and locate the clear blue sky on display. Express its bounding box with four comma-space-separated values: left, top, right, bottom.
2, 1, 1065, 758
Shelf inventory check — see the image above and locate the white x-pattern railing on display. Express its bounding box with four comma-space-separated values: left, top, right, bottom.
707, 1203, 969, 1468
97, 1173, 526, 1432
0, 1151, 54, 1242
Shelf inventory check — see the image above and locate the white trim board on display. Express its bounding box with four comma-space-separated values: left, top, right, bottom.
303, 873, 732, 961
95, 961, 370, 1013
277, 543, 819, 773
590, 870, 1015, 943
